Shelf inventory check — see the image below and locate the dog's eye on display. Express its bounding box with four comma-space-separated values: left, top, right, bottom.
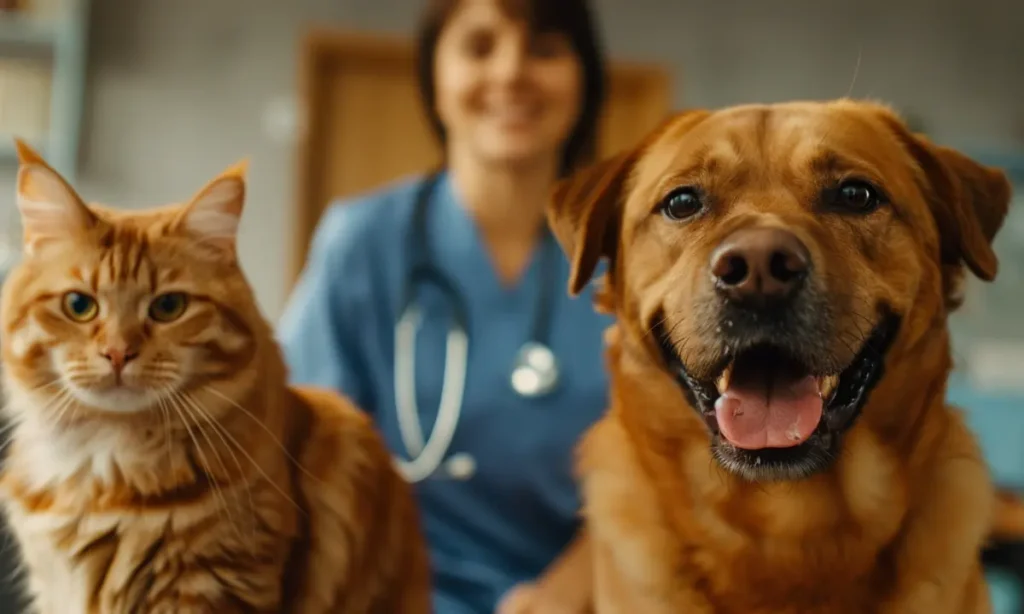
659, 187, 704, 221
835, 180, 884, 213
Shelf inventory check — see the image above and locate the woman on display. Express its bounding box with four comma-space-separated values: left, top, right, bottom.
278, 0, 610, 612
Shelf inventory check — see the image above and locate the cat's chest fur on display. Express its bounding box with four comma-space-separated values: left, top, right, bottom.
3, 498, 180, 614
0, 418, 290, 613
0, 449, 228, 614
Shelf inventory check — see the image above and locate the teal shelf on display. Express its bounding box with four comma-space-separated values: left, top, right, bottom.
47, 0, 90, 183
0, 136, 45, 160
972, 150, 1024, 185
0, 1, 89, 182
0, 12, 59, 48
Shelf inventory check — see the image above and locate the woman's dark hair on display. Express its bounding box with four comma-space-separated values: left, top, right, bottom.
415, 0, 608, 176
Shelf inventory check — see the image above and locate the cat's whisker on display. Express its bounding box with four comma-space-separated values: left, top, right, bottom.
174, 392, 251, 528
30, 377, 66, 393
0, 530, 25, 585
66, 395, 82, 425
0, 389, 72, 460
0, 383, 74, 454
142, 366, 180, 378
147, 363, 179, 370
62, 367, 103, 380
0, 417, 22, 445
63, 366, 94, 373
163, 390, 232, 527
186, 390, 306, 516
40, 386, 74, 423
154, 394, 175, 470
177, 422, 252, 554
178, 391, 259, 554
164, 389, 238, 533
1, 377, 68, 414
49, 389, 79, 429
202, 386, 324, 487
0, 418, 27, 457
64, 375, 96, 387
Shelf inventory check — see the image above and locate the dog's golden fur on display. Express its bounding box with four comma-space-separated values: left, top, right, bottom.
547, 100, 1011, 613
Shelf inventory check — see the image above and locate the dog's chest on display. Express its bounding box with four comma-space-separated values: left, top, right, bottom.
692, 531, 894, 613
582, 420, 906, 614
599, 516, 895, 614
673, 484, 899, 608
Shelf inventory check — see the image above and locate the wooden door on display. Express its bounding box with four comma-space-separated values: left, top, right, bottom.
293, 28, 673, 287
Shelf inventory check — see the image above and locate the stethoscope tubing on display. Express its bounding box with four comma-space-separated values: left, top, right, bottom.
392, 170, 558, 483
393, 302, 470, 483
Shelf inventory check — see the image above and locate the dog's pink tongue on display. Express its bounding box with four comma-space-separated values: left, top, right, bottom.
715, 374, 823, 450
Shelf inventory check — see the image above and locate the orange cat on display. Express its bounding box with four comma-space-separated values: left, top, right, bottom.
0, 142, 431, 613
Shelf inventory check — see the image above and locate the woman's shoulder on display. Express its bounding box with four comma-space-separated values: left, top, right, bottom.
311, 173, 428, 259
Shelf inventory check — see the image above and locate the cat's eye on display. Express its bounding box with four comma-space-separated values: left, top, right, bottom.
61, 292, 99, 322
148, 292, 189, 323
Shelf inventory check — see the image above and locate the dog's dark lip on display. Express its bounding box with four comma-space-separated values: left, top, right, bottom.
653, 310, 902, 480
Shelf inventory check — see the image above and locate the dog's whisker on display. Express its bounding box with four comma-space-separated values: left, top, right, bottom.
844, 46, 863, 99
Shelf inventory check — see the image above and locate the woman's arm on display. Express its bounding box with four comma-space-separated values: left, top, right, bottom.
496, 528, 593, 614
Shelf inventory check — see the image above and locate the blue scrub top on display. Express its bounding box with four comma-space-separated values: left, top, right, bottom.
277, 171, 613, 614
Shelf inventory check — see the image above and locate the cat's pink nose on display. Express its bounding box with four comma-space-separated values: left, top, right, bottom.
100, 347, 139, 373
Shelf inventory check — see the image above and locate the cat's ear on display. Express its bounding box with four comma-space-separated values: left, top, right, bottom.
14, 139, 100, 256
179, 160, 248, 260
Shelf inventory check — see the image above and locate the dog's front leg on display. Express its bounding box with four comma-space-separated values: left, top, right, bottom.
880, 430, 994, 614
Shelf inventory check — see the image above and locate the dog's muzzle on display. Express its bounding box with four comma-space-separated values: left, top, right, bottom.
653, 226, 902, 481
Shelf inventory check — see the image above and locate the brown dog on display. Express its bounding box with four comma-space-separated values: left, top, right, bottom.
548, 99, 1011, 614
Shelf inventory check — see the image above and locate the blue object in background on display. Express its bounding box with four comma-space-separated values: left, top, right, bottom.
949, 379, 1024, 614
951, 382, 1024, 489
946, 158, 1024, 614
990, 570, 1023, 614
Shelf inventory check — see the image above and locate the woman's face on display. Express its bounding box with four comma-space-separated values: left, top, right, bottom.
433, 0, 584, 170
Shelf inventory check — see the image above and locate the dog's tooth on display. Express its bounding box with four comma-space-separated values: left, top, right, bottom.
818, 375, 840, 401
716, 363, 733, 392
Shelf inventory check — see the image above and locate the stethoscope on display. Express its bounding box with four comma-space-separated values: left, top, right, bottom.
392, 171, 561, 483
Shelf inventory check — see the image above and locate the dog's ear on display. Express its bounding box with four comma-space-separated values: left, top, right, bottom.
547, 150, 638, 296
548, 110, 711, 296
896, 130, 1011, 283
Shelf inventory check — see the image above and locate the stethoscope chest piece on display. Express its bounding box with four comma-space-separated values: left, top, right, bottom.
510, 341, 560, 398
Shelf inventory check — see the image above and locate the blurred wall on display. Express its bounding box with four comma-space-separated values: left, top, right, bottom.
0, 0, 1021, 320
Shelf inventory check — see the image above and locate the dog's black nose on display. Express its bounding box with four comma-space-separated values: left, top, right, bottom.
710, 227, 810, 306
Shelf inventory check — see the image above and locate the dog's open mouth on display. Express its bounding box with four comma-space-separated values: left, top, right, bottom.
655, 312, 901, 480
712, 346, 835, 451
